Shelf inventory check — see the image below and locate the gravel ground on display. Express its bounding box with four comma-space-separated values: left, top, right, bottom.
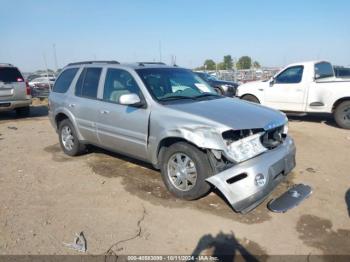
0, 103, 349, 259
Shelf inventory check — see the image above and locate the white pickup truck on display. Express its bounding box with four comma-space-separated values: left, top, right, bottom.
237, 61, 350, 129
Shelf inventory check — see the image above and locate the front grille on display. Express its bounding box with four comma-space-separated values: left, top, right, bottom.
261, 126, 285, 149
222, 128, 263, 143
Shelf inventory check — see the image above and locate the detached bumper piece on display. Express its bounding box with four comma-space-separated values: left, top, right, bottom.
267, 184, 312, 213
206, 136, 296, 213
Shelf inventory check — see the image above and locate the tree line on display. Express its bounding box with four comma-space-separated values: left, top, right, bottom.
196, 55, 261, 70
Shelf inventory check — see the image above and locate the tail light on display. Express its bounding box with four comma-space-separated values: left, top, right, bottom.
25, 81, 31, 95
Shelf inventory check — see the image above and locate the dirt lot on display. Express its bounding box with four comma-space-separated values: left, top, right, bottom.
0, 101, 349, 259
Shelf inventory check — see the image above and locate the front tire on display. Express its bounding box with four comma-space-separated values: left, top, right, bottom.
214, 87, 224, 96
160, 142, 213, 200
334, 101, 350, 129
241, 94, 260, 104
58, 119, 86, 156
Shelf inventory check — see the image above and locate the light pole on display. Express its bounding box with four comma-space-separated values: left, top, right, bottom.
53, 44, 58, 73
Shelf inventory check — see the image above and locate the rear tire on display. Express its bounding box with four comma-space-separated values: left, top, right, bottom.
334, 101, 350, 129
58, 119, 86, 156
15, 106, 30, 117
241, 94, 260, 104
160, 142, 213, 200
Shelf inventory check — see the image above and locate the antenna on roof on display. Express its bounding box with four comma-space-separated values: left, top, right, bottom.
171, 55, 177, 66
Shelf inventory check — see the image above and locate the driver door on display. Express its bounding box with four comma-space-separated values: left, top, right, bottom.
264, 65, 306, 111
95, 68, 150, 160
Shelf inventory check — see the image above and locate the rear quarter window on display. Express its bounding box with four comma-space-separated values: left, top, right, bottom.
315, 62, 334, 79
0, 67, 23, 82
52, 68, 79, 93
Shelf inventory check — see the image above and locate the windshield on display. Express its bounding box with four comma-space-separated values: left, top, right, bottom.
136, 68, 219, 102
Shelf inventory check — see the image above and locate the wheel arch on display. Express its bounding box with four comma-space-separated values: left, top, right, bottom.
213, 85, 224, 95
332, 97, 350, 112
54, 109, 84, 141
241, 93, 261, 103
55, 113, 69, 128
154, 137, 204, 169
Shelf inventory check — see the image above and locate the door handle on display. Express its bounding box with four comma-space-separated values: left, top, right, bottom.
68, 103, 75, 108
100, 110, 110, 114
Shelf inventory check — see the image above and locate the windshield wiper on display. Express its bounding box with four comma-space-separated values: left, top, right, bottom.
194, 93, 221, 99
158, 95, 196, 101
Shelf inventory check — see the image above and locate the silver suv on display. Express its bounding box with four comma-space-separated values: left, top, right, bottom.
49, 61, 296, 213
0, 63, 31, 115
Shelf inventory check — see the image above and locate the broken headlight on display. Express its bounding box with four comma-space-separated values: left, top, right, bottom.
225, 133, 267, 163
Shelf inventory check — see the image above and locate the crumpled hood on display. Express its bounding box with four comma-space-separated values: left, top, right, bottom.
167, 97, 287, 130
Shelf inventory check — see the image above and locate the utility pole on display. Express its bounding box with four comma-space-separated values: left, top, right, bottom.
53, 44, 58, 73
42, 52, 50, 86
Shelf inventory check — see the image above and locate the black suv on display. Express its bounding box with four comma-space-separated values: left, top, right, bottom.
194, 71, 238, 97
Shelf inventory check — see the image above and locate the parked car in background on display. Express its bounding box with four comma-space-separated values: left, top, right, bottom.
48, 61, 304, 213
334, 66, 350, 78
29, 76, 56, 88
26, 74, 41, 82
194, 71, 238, 97
0, 63, 31, 115
237, 61, 350, 129
31, 82, 51, 98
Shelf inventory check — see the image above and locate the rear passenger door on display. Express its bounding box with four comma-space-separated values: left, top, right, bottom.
69, 67, 102, 144
96, 68, 150, 160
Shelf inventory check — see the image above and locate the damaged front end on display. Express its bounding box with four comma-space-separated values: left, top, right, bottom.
204, 124, 297, 213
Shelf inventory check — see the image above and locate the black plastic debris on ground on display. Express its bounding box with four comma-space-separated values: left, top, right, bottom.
346, 189, 350, 217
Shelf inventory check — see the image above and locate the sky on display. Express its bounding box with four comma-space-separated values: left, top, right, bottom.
1, 0, 349, 72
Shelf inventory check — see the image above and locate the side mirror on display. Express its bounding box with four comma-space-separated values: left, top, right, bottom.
269, 78, 275, 87
119, 93, 142, 106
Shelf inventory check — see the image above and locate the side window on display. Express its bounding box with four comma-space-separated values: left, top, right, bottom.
275, 66, 304, 84
315, 62, 334, 79
52, 68, 78, 93
75, 68, 102, 99
103, 68, 141, 103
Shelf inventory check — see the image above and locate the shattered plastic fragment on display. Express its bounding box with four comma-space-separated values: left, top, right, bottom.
63, 232, 87, 252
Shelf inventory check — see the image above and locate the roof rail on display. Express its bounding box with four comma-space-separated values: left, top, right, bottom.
67, 60, 120, 66
138, 62, 166, 66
